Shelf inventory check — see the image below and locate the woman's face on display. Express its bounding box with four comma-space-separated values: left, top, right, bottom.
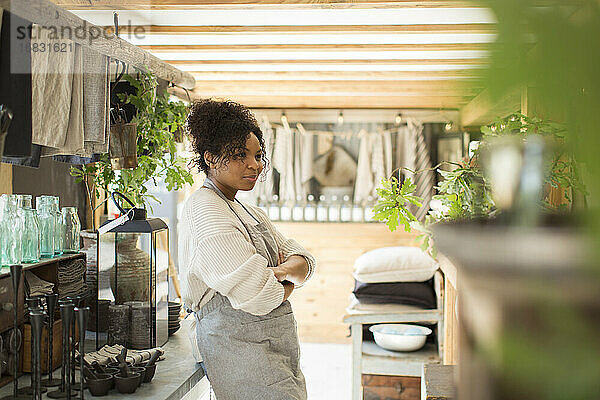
206, 133, 264, 195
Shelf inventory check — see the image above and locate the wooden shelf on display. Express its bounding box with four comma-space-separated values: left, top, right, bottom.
344, 308, 442, 325
362, 341, 441, 377
0, 253, 84, 279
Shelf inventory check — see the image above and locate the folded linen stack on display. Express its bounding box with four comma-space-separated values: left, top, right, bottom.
24, 271, 55, 297
57, 258, 88, 300
349, 246, 438, 314
81, 344, 165, 366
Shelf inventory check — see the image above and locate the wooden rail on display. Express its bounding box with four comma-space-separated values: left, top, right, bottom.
0, 0, 195, 89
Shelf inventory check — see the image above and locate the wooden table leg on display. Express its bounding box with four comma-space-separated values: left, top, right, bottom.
351, 323, 362, 400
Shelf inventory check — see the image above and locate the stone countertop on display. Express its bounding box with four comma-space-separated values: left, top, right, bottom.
0, 331, 205, 400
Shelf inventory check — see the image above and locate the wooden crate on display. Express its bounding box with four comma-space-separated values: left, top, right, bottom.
362, 374, 421, 400
22, 319, 65, 374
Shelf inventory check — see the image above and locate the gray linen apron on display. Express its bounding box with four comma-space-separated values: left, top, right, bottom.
194, 179, 307, 400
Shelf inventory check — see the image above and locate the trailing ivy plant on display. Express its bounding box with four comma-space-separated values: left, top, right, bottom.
71, 70, 193, 230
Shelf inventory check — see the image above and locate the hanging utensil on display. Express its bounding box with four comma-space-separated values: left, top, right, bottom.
0, 105, 14, 157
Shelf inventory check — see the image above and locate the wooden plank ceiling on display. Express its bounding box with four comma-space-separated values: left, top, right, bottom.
52, 0, 495, 110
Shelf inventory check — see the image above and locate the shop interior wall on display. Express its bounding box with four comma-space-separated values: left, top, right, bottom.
12, 158, 88, 229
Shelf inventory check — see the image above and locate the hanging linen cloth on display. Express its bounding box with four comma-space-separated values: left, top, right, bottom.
370, 132, 386, 198
31, 25, 84, 154
298, 123, 315, 196
81, 46, 110, 156
354, 130, 373, 205
405, 119, 434, 221
382, 130, 393, 178
272, 125, 296, 204
293, 123, 314, 201
293, 129, 304, 202
253, 115, 275, 204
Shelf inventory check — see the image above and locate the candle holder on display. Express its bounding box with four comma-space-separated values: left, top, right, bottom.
42, 294, 61, 387
47, 301, 76, 399
75, 307, 90, 400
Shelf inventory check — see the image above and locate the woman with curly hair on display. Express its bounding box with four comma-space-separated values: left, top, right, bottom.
178, 99, 316, 399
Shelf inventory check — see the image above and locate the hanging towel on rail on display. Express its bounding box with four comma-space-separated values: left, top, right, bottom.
254, 115, 275, 203
272, 125, 295, 204
354, 131, 373, 205
81, 46, 110, 156
30, 25, 78, 150
40, 42, 85, 157
383, 130, 393, 178
403, 120, 434, 221
297, 123, 314, 196
371, 132, 386, 197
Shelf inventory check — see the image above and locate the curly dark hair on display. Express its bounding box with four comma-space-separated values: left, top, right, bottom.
186, 99, 269, 176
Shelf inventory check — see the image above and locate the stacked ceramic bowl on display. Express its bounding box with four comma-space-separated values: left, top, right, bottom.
168, 302, 181, 336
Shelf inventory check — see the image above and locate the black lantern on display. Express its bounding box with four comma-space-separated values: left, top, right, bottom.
92, 192, 169, 350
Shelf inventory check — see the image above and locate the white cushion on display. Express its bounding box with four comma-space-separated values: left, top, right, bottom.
353, 246, 437, 283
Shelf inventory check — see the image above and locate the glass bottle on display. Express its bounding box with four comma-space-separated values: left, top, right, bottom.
341, 195, 352, 222
37, 196, 55, 258
20, 208, 40, 263
61, 207, 81, 253
268, 195, 280, 221
316, 195, 327, 222
328, 195, 340, 222
1, 194, 21, 266
51, 197, 63, 255
304, 195, 316, 222
16, 194, 33, 210
292, 196, 304, 221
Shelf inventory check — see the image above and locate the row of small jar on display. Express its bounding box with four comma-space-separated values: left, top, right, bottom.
258, 195, 377, 222
0, 194, 81, 267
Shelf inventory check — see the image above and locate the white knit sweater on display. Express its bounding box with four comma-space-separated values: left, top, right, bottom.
178, 187, 316, 316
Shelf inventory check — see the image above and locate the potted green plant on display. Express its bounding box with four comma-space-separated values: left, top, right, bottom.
71, 70, 193, 307
373, 112, 586, 257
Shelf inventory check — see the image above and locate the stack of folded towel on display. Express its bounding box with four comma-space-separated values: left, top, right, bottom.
349, 246, 438, 313
81, 344, 164, 366
24, 271, 55, 298
57, 258, 88, 300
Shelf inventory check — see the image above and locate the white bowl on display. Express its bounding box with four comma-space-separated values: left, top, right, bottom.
369, 324, 432, 352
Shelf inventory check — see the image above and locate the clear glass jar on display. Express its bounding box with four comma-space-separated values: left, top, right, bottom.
61, 207, 80, 253
0, 194, 22, 266
36, 196, 55, 258
51, 197, 63, 255
20, 208, 40, 263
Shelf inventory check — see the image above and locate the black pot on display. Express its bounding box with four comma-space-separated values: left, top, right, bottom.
141, 362, 157, 383
86, 374, 113, 397
114, 373, 140, 394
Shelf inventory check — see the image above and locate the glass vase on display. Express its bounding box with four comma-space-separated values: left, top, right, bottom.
20, 208, 40, 263
36, 196, 55, 258
61, 207, 80, 253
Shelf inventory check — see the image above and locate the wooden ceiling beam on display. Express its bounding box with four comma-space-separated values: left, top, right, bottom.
143, 43, 491, 52
191, 80, 482, 94
108, 24, 496, 35
168, 59, 488, 65
169, 87, 468, 109
188, 71, 484, 81
53, 1, 483, 10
